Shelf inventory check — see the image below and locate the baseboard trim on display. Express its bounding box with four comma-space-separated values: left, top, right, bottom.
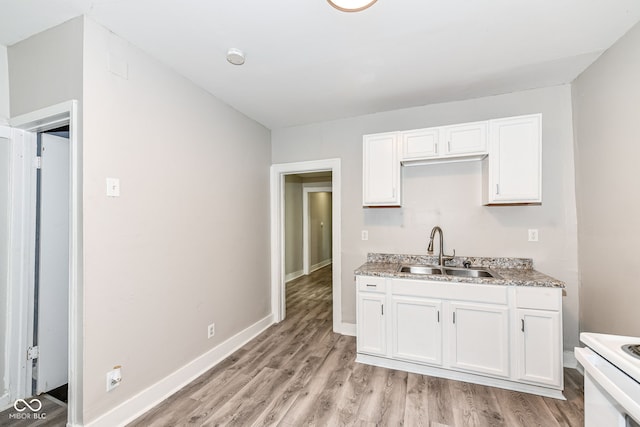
285, 270, 304, 283
357, 353, 565, 400
310, 259, 332, 273
563, 349, 578, 369
338, 322, 356, 336
85, 314, 274, 427
0, 392, 11, 412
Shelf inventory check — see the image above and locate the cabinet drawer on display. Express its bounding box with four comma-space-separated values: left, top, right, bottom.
516, 287, 561, 311
357, 276, 386, 292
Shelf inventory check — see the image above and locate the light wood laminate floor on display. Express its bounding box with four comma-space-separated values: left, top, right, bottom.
129, 265, 584, 427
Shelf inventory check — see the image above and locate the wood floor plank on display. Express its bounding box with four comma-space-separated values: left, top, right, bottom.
403, 373, 430, 427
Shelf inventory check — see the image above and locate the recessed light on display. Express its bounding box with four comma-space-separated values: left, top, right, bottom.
226, 48, 245, 66
327, 0, 377, 12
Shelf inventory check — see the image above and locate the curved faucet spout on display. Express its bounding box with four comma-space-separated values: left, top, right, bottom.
427, 226, 455, 266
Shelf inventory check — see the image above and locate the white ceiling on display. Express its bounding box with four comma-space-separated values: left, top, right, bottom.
2, 0, 640, 129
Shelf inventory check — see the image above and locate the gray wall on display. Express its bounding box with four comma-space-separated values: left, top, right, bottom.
81, 18, 271, 422
309, 192, 332, 267
272, 85, 580, 350
8, 17, 83, 117
285, 175, 303, 276
0, 45, 8, 122
572, 22, 640, 336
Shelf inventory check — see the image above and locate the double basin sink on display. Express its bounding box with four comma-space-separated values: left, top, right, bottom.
398, 264, 501, 279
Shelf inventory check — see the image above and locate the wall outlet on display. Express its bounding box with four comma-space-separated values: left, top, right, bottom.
106, 366, 122, 391
361, 230, 368, 241
528, 229, 539, 242
208, 323, 215, 339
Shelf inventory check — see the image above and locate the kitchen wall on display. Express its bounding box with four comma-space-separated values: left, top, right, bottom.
285, 175, 304, 278
81, 18, 271, 422
309, 192, 332, 268
272, 85, 580, 350
572, 22, 640, 336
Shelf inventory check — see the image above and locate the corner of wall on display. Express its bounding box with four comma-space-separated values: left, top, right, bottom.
0, 44, 9, 123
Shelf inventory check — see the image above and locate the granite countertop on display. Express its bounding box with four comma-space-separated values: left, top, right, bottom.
355, 253, 565, 288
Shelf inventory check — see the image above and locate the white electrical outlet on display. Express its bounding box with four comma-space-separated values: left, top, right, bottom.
361, 230, 369, 241
106, 366, 122, 391
528, 229, 539, 242
208, 323, 215, 339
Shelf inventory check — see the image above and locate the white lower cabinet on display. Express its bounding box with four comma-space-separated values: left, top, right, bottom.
515, 308, 562, 387
357, 291, 386, 356
356, 276, 564, 398
449, 302, 510, 378
391, 296, 443, 365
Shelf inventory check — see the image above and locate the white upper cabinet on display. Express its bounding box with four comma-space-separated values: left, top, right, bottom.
401, 127, 441, 160
363, 132, 401, 206
443, 121, 488, 156
363, 113, 542, 207
400, 121, 488, 164
484, 114, 542, 205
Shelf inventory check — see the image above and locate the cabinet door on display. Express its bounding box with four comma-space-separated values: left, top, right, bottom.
486, 114, 541, 204
401, 128, 441, 160
443, 121, 488, 156
391, 296, 442, 366
449, 302, 510, 378
515, 309, 562, 387
363, 132, 401, 206
357, 292, 386, 356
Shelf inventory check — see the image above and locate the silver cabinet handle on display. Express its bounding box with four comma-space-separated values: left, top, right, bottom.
521, 319, 525, 332
437, 311, 440, 323
366, 284, 376, 288
496, 184, 500, 195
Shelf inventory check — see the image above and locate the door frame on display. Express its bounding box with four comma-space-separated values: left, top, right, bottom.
302, 185, 332, 275
270, 159, 345, 333
5, 101, 82, 426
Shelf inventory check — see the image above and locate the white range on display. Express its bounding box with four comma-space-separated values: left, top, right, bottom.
576, 332, 640, 427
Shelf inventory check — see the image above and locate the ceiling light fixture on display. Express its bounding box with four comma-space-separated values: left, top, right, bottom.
327, 0, 377, 12
226, 48, 245, 66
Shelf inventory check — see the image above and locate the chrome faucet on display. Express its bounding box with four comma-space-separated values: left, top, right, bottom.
427, 226, 455, 266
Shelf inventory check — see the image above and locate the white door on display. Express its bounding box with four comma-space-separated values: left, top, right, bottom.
515, 309, 562, 387
449, 301, 510, 378
35, 133, 69, 394
362, 132, 401, 206
357, 292, 386, 356
391, 296, 442, 365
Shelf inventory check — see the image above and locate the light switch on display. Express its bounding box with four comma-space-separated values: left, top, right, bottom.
106, 178, 120, 197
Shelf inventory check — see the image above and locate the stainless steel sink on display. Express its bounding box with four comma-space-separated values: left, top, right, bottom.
399, 265, 444, 275
398, 264, 500, 279
444, 267, 500, 278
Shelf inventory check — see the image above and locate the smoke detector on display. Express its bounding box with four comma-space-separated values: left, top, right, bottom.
226, 48, 245, 66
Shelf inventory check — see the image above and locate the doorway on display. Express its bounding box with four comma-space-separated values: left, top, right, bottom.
3, 101, 81, 426
270, 159, 350, 335
31, 127, 70, 399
